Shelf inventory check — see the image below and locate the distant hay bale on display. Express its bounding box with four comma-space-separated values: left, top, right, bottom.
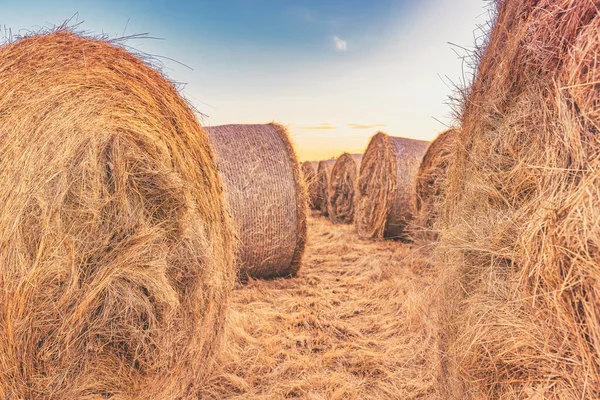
355, 132, 430, 240
328, 153, 359, 224
413, 128, 458, 242
315, 160, 330, 214
0, 30, 235, 399
437, 1, 600, 398
301, 161, 318, 209
206, 124, 307, 279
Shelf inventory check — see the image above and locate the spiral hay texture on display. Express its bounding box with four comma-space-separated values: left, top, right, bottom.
301, 161, 319, 209
328, 153, 359, 224
0, 31, 235, 399
437, 1, 600, 398
355, 132, 429, 240
315, 160, 330, 214
413, 129, 457, 242
206, 124, 307, 279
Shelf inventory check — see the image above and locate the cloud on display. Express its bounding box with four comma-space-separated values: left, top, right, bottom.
333, 36, 347, 51
348, 123, 387, 129
303, 123, 337, 130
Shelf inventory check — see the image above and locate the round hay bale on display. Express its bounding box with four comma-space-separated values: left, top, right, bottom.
355, 132, 430, 240
205, 123, 307, 279
413, 128, 458, 242
301, 161, 318, 209
437, 1, 600, 398
315, 160, 330, 214
328, 153, 359, 224
0, 31, 235, 399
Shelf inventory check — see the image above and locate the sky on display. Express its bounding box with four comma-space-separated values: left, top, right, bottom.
1, 0, 492, 161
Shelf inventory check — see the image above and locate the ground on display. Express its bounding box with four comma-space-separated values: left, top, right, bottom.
200, 213, 437, 399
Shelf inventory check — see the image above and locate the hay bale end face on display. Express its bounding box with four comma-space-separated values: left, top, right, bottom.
0, 31, 235, 399
413, 128, 457, 242
437, 1, 600, 398
301, 161, 319, 209
355, 132, 429, 240
328, 153, 359, 224
206, 123, 307, 279
315, 160, 330, 214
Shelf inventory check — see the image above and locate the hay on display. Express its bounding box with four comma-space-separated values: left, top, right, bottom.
315, 160, 330, 215
301, 161, 319, 209
355, 132, 430, 240
0, 30, 235, 399
206, 124, 307, 279
328, 153, 359, 224
413, 128, 458, 242
437, 1, 600, 398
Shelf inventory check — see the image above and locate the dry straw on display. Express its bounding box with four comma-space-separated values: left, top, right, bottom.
413, 128, 457, 242
355, 132, 429, 240
206, 124, 307, 279
301, 161, 319, 209
328, 153, 359, 224
0, 30, 235, 399
315, 160, 330, 214
437, 1, 600, 398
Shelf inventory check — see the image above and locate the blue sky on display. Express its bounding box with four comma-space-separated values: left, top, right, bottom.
1, 0, 491, 160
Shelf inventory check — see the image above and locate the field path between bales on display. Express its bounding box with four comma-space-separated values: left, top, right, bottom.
201, 214, 437, 399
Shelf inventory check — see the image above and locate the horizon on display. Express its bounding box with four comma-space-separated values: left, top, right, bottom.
2, 0, 492, 160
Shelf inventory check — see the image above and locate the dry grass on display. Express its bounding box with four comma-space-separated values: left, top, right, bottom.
206, 124, 307, 279
0, 30, 235, 399
437, 0, 600, 398
199, 213, 438, 399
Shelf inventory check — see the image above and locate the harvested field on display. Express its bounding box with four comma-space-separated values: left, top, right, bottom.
200, 213, 437, 399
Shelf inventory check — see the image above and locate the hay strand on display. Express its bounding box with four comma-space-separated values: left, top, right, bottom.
0, 30, 235, 399
301, 161, 319, 209
206, 123, 307, 279
315, 160, 330, 215
355, 132, 430, 240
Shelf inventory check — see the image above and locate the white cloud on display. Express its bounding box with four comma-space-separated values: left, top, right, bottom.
333, 36, 347, 51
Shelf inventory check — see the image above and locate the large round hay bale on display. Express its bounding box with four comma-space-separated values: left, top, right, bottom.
0, 31, 235, 399
355, 132, 430, 240
413, 128, 458, 242
315, 160, 330, 214
301, 161, 318, 209
205, 123, 307, 279
328, 153, 359, 224
437, 1, 600, 398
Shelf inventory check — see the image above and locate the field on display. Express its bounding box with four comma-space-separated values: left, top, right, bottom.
201, 212, 437, 399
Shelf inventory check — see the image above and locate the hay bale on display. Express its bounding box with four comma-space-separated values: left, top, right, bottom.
315, 160, 330, 214
205, 124, 307, 279
301, 161, 319, 209
0, 30, 235, 399
413, 128, 458, 242
437, 1, 600, 398
328, 153, 359, 224
355, 132, 430, 240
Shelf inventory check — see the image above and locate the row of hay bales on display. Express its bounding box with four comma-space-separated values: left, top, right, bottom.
0, 31, 308, 399
302, 131, 455, 243
298, 0, 600, 397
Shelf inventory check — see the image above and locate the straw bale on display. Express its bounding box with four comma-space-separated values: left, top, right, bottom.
315, 160, 330, 214
328, 153, 359, 224
437, 1, 600, 398
355, 132, 429, 240
0, 30, 235, 399
206, 124, 307, 279
301, 161, 319, 209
